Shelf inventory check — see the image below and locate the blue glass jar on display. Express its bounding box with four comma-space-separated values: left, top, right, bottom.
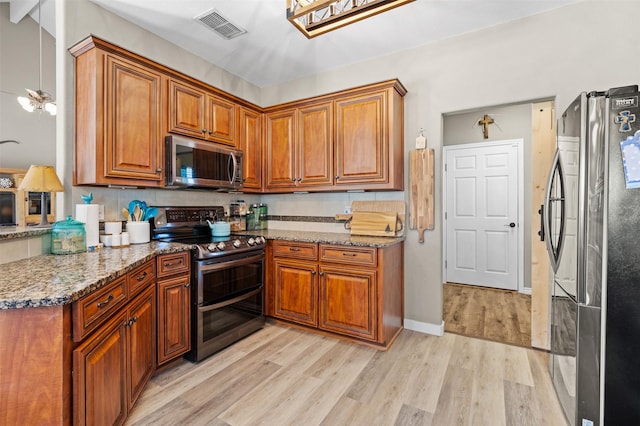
51, 216, 86, 254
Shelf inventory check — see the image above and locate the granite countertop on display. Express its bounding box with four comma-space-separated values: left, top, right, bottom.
0, 226, 51, 240
236, 229, 405, 248
1, 230, 402, 311
0, 242, 192, 310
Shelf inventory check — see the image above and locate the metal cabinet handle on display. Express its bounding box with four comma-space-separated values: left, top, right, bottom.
202, 129, 207, 134
184, 283, 190, 288
311, 271, 316, 275
342, 252, 357, 257
135, 271, 148, 281
164, 260, 182, 267
289, 247, 301, 252
97, 294, 114, 308
319, 272, 325, 276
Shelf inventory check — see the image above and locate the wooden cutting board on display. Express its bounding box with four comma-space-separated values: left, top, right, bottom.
352, 200, 405, 236
409, 149, 435, 243
348, 211, 401, 237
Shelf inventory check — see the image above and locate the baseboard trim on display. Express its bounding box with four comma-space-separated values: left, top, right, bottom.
404, 319, 445, 336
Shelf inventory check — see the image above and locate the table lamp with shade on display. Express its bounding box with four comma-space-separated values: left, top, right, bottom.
17, 165, 64, 227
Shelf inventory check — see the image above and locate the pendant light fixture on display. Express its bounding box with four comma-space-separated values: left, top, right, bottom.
17, 0, 56, 116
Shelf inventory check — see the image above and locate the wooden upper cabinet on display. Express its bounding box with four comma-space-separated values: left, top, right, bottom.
168, 79, 236, 147
265, 102, 333, 191
335, 91, 386, 185
298, 102, 333, 188
263, 80, 405, 193
238, 106, 263, 191
206, 95, 235, 146
265, 108, 297, 188
168, 79, 206, 138
72, 39, 164, 186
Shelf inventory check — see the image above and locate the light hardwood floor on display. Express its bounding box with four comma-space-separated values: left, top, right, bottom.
443, 283, 532, 348
126, 323, 567, 426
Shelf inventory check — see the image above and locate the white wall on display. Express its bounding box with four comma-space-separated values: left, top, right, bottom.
0, 4, 56, 169
261, 0, 640, 327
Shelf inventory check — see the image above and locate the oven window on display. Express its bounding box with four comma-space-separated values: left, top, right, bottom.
201, 259, 263, 305
202, 290, 263, 342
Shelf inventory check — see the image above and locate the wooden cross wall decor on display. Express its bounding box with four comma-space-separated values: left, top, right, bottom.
478, 114, 495, 139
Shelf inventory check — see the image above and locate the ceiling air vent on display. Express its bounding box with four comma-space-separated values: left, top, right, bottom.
194, 9, 247, 40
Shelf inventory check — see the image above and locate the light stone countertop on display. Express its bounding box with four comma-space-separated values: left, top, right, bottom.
0, 230, 403, 311
236, 229, 405, 248
0, 241, 192, 310
0, 226, 51, 240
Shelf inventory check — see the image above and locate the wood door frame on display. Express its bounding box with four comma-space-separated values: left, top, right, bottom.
442, 139, 525, 293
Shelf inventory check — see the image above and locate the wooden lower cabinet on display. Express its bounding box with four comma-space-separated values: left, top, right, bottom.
73, 285, 155, 426
273, 259, 318, 327
270, 240, 403, 348
319, 265, 376, 340
156, 252, 191, 366
157, 274, 191, 365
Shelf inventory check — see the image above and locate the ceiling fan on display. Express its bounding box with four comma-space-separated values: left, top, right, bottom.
5, 0, 57, 116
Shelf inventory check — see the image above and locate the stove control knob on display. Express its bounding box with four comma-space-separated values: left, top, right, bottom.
217, 242, 226, 251
247, 237, 256, 246
233, 239, 242, 248
257, 236, 266, 245
207, 244, 217, 252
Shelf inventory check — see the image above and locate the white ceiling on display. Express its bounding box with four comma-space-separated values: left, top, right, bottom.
8, 0, 577, 88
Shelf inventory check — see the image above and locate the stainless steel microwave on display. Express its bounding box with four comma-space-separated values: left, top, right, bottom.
165, 135, 243, 190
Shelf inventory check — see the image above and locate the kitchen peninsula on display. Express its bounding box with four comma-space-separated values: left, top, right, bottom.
0, 229, 403, 425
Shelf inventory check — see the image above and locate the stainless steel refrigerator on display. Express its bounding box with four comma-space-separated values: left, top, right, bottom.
543, 85, 640, 426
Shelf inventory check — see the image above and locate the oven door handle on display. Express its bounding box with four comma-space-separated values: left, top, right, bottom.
197, 252, 264, 273
198, 287, 263, 312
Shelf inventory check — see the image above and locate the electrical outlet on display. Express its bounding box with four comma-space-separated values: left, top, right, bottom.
344, 206, 352, 214
98, 205, 105, 221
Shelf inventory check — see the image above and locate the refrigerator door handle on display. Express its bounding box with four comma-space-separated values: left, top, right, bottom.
543, 149, 566, 272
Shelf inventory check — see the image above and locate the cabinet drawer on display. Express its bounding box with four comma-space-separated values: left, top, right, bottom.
157, 252, 190, 278
273, 241, 318, 260
128, 260, 156, 298
72, 276, 128, 342
320, 245, 377, 267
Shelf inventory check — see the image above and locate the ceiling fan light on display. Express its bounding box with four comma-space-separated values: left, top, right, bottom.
44, 102, 57, 116
18, 96, 35, 112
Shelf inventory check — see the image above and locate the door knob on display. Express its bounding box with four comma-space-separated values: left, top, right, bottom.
505, 222, 516, 228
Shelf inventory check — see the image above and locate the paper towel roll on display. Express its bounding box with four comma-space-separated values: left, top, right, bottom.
76, 204, 100, 248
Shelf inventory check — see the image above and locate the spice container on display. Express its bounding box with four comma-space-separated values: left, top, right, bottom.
51, 216, 86, 254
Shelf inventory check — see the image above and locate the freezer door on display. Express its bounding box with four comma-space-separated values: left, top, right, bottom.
551, 280, 577, 426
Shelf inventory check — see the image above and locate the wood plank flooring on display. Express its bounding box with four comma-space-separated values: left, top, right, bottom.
126, 323, 567, 426
443, 283, 532, 348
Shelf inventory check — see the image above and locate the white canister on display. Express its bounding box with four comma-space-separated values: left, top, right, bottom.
111, 233, 121, 247
104, 221, 122, 235
126, 221, 150, 244
121, 232, 130, 246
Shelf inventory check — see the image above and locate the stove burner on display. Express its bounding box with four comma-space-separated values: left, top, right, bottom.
151, 206, 265, 259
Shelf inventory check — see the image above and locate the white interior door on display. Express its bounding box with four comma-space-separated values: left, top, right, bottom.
444, 140, 522, 290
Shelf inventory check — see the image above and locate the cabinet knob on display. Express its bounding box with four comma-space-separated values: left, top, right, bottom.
311, 271, 316, 275
335, 176, 340, 180
184, 283, 190, 288
319, 272, 325, 276
156, 168, 162, 173
208, 130, 213, 135
202, 129, 207, 134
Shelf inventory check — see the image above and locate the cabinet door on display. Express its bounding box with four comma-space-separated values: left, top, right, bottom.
105, 55, 163, 182
274, 259, 318, 326
298, 102, 333, 188
319, 265, 377, 340
157, 275, 191, 365
127, 287, 156, 410
73, 311, 128, 426
168, 79, 206, 138
239, 106, 262, 190
206, 95, 236, 146
265, 109, 297, 189
335, 91, 387, 185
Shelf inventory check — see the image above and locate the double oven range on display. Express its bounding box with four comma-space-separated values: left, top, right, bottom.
152, 206, 266, 362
